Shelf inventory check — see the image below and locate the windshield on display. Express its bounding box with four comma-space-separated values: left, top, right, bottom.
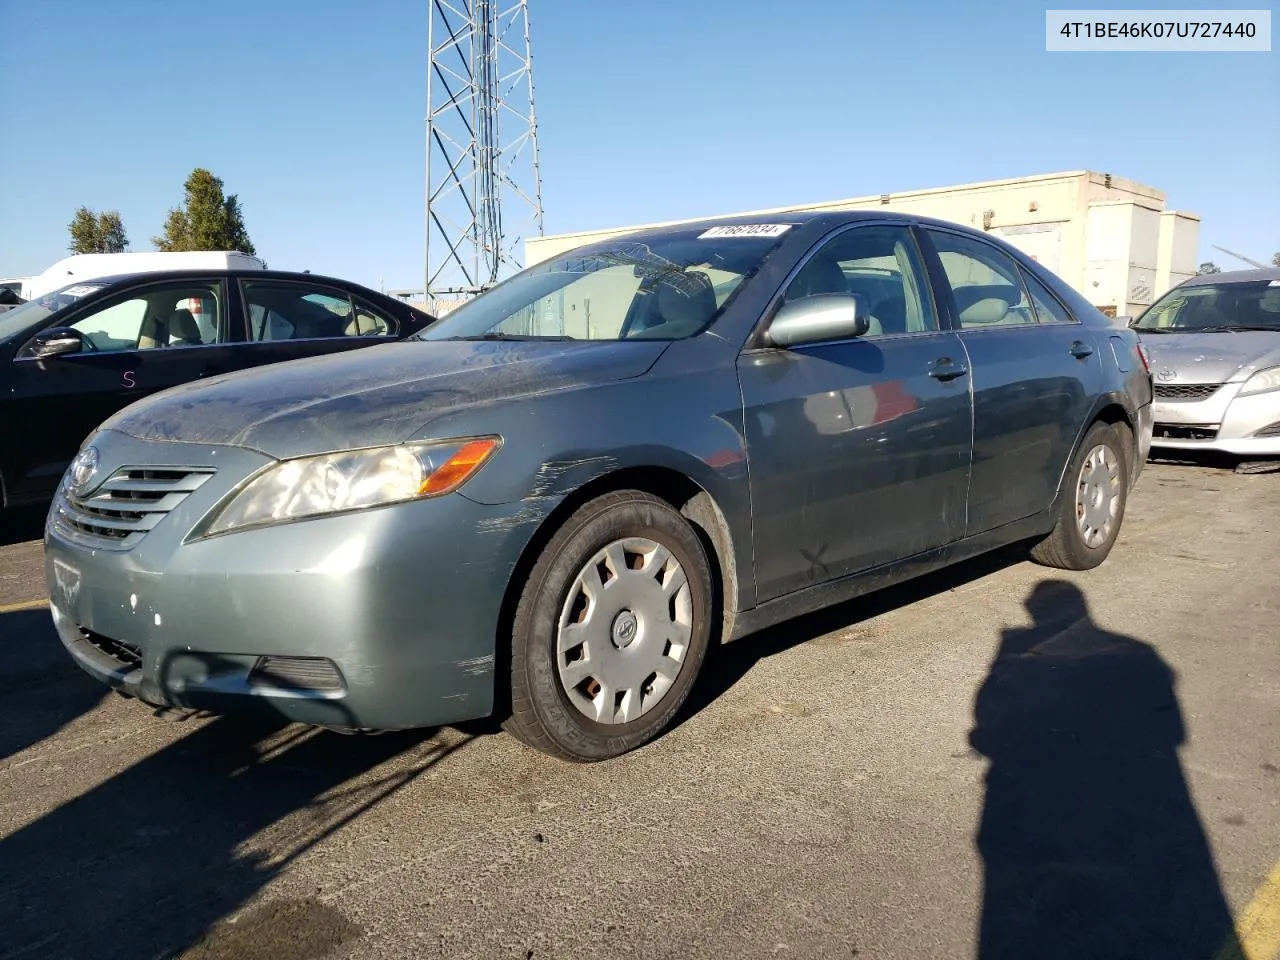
0, 282, 106, 342
1134, 279, 1280, 332
413, 225, 793, 342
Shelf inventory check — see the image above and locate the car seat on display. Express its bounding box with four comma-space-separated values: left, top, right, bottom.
167, 309, 204, 347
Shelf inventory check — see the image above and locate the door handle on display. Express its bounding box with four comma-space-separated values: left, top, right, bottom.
928, 357, 968, 382
1069, 340, 1095, 359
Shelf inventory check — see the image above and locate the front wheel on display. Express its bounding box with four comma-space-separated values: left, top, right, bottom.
502, 490, 713, 761
1030, 422, 1130, 570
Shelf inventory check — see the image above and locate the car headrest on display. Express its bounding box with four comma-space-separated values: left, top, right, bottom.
169, 308, 201, 344
655, 271, 717, 332
958, 297, 1010, 325
789, 256, 848, 299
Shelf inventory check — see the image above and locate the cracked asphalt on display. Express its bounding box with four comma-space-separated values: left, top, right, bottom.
1, 459, 1277, 960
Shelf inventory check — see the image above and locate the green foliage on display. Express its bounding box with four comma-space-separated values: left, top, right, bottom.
1197, 261, 1221, 275
68, 206, 129, 254
1272, 252, 1280, 268
152, 168, 256, 256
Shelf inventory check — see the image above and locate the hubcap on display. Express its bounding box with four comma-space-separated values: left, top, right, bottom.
1075, 444, 1121, 549
556, 536, 693, 725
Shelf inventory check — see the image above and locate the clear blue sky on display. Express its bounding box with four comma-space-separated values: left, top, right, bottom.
1, 0, 1277, 290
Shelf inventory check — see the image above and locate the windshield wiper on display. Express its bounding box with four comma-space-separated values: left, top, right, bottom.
449, 332, 576, 341
1218, 325, 1280, 332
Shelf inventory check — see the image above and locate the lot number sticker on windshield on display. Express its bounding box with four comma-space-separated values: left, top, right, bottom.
698, 224, 792, 239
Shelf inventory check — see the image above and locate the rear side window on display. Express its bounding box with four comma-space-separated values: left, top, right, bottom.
1020, 268, 1075, 324
242, 282, 396, 341
926, 231, 1038, 329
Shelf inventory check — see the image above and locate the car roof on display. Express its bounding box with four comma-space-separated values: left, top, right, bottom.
67, 269, 382, 292
1181, 267, 1280, 287
612, 208, 998, 238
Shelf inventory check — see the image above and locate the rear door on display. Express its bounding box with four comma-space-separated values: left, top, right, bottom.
917, 227, 1102, 534
225, 278, 401, 375
6, 278, 235, 501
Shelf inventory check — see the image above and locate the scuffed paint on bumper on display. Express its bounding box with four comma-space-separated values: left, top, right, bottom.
44, 430, 545, 731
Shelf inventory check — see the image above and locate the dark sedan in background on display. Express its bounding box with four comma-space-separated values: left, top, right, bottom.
0, 269, 432, 509
45, 211, 1153, 761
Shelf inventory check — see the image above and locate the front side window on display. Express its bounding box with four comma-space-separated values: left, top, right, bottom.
781, 224, 938, 336
241, 282, 393, 341
67, 283, 225, 352
0, 282, 106, 343
1134, 280, 1280, 332
415, 226, 792, 342
927, 231, 1038, 329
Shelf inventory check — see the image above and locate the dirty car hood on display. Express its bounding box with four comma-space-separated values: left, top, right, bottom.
1139, 331, 1280, 384
101, 339, 670, 459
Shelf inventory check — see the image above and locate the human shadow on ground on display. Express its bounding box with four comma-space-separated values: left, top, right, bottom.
968, 578, 1241, 959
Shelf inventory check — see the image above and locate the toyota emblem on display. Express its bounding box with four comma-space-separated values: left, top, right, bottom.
1156, 369, 1177, 382
67, 445, 100, 496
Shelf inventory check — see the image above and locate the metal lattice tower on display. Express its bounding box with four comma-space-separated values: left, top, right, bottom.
424, 0, 544, 308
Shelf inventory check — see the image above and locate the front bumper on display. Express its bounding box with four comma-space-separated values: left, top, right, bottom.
44, 430, 543, 730
1150, 383, 1280, 457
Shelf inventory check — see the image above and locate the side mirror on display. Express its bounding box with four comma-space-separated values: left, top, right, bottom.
25, 327, 85, 359
766, 293, 871, 348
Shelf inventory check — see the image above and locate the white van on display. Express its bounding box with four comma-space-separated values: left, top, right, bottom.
22, 251, 266, 299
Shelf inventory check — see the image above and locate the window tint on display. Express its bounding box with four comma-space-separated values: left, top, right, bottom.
1020, 268, 1075, 324
243, 282, 385, 341
782, 225, 937, 336
69, 283, 224, 351
927, 231, 1038, 329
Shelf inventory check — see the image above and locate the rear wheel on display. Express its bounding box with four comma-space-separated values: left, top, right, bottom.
502, 490, 713, 761
1030, 421, 1129, 570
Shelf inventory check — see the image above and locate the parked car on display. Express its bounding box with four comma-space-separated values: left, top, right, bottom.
45, 211, 1153, 761
1, 269, 433, 510
1132, 268, 1280, 461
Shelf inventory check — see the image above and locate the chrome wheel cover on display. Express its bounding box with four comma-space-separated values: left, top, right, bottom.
1075, 444, 1121, 548
555, 537, 693, 724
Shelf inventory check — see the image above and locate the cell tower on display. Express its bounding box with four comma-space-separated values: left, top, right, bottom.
424, 0, 544, 309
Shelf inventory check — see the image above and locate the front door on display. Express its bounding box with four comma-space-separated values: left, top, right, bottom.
739, 223, 974, 604
918, 227, 1102, 534
7, 279, 235, 502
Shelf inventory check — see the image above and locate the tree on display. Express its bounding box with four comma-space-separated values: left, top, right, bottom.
67, 206, 129, 254
1272, 252, 1280, 268
152, 168, 256, 256
1197, 262, 1221, 275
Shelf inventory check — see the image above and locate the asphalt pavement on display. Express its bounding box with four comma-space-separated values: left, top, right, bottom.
1, 461, 1277, 960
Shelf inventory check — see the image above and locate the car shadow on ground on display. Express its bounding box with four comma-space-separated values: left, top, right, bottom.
0, 503, 48, 548
0, 608, 108, 761
680, 542, 1032, 721
0, 695, 468, 960
968, 578, 1241, 959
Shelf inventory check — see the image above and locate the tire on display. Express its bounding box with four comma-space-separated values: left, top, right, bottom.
502, 490, 713, 762
1030, 421, 1130, 570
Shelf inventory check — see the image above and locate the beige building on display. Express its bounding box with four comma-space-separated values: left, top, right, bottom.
524, 170, 1201, 319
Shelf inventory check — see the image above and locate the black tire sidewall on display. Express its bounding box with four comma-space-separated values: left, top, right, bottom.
514, 493, 713, 760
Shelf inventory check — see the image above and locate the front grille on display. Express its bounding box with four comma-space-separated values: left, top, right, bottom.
1153, 383, 1221, 401
53, 466, 215, 549
81, 628, 143, 670
1254, 421, 1280, 439
1154, 423, 1220, 442
250, 656, 345, 694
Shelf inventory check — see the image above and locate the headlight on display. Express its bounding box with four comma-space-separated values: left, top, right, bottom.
1238, 366, 1280, 397
204, 437, 500, 536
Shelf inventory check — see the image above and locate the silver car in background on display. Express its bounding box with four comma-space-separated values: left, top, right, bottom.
1134, 268, 1280, 461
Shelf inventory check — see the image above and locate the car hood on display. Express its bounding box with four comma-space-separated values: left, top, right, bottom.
1138, 331, 1280, 384
101, 339, 670, 459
